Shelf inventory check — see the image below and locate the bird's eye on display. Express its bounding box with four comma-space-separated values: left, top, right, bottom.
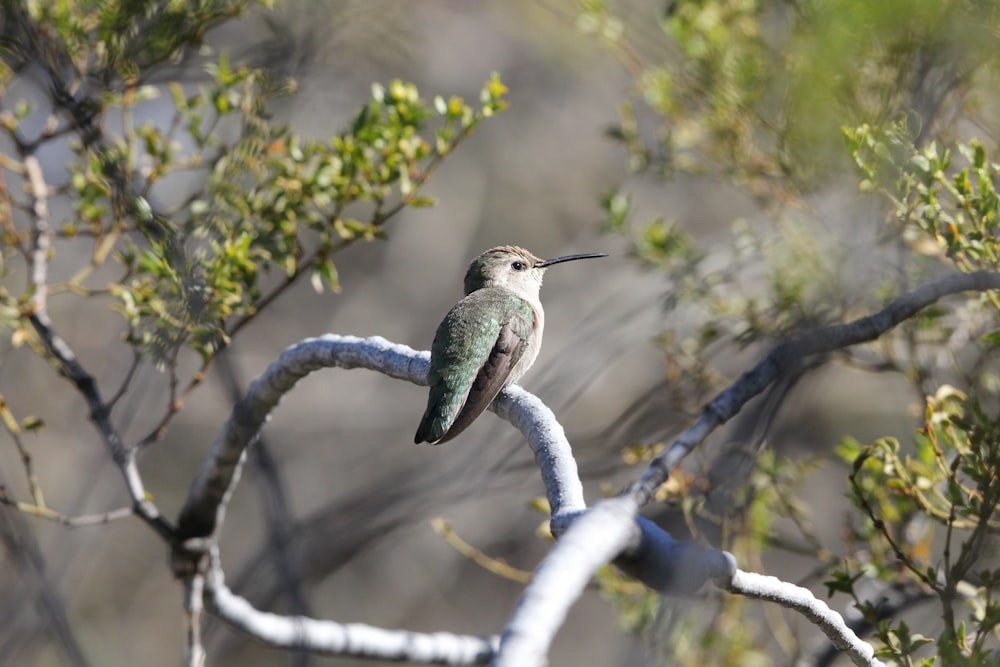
511, 261, 526, 271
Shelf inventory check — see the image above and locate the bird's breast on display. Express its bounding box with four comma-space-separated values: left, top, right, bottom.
509, 301, 543, 384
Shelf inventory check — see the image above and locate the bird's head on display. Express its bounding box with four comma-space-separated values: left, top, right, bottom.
463, 245, 607, 299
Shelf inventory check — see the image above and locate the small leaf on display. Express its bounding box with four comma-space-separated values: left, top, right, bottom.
310, 271, 324, 293
11, 328, 28, 348
981, 330, 1000, 345
408, 195, 436, 208
21, 416, 45, 432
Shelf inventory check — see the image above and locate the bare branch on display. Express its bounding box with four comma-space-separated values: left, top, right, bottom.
491, 384, 588, 526
106, 349, 142, 410
206, 561, 498, 664
726, 570, 886, 667
0, 493, 133, 528
24, 155, 52, 314
184, 574, 206, 667
432, 519, 533, 584
28, 308, 177, 542
492, 501, 733, 667
629, 270, 1000, 506
176, 335, 728, 660
175, 335, 429, 544
20, 144, 176, 543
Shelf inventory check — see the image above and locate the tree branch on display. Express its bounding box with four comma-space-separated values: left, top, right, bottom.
183, 574, 206, 667
21, 152, 176, 545
175, 335, 429, 545
206, 549, 497, 665
0, 493, 133, 528
726, 571, 883, 667
629, 270, 1000, 506
216, 351, 315, 661
493, 270, 1000, 666
173, 335, 731, 661
24, 156, 52, 315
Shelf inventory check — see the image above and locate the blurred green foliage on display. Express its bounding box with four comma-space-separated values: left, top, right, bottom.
847, 123, 1000, 280
580, 0, 1000, 664
0, 2, 506, 373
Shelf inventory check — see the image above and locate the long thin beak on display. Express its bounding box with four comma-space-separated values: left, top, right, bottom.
535, 252, 608, 268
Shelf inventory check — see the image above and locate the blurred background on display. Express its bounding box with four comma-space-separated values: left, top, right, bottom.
3, 1, 999, 666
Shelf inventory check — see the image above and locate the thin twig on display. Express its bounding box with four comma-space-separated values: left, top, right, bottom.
0, 397, 45, 507
432, 518, 533, 584
0, 493, 133, 528
184, 573, 207, 667
432, 517, 651, 594
106, 349, 143, 409
26, 271, 177, 542
24, 155, 52, 315
847, 468, 936, 589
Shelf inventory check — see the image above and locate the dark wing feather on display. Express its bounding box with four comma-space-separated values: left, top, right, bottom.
432, 322, 524, 444
414, 289, 533, 444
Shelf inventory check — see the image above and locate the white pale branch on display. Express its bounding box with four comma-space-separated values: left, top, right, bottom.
176, 334, 723, 662
176, 335, 429, 542
491, 497, 736, 667
494, 270, 1000, 667
206, 548, 498, 664
491, 384, 587, 526
726, 571, 883, 667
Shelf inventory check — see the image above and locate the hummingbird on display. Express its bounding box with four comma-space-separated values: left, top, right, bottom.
414, 245, 607, 445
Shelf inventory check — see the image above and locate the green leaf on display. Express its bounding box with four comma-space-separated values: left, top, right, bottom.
20, 416, 45, 432
408, 195, 436, 208
981, 330, 1000, 345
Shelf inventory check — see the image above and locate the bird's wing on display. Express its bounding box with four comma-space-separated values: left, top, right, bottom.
414, 290, 534, 444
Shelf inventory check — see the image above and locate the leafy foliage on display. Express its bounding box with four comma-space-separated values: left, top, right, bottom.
0, 1, 505, 430
837, 386, 1000, 665
575, 0, 1000, 664
847, 123, 1000, 277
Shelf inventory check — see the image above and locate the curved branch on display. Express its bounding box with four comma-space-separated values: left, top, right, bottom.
206, 551, 497, 665
175, 336, 430, 544
492, 497, 735, 667
175, 335, 724, 661
726, 571, 882, 667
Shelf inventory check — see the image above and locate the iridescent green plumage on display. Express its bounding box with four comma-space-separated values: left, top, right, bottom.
414, 288, 535, 444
